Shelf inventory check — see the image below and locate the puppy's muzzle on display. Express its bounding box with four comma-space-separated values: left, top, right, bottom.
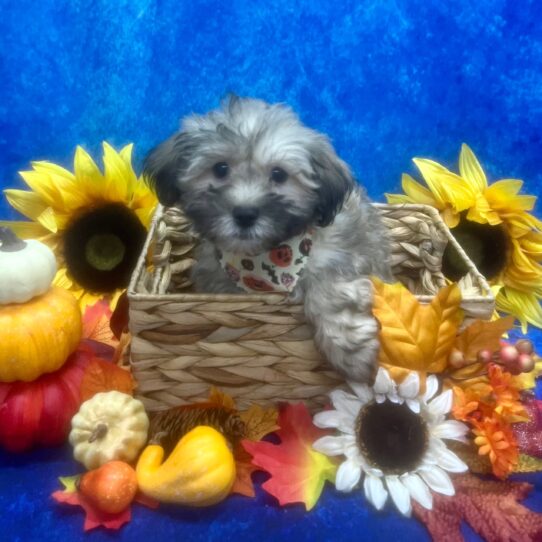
233, 206, 259, 228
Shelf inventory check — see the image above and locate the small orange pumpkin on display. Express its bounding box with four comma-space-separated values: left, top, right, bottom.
79, 461, 138, 514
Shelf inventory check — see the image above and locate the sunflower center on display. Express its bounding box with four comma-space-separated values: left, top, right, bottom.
442, 215, 509, 281
85, 234, 126, 271
63, 203, 147, 293
356, 400, 428, 474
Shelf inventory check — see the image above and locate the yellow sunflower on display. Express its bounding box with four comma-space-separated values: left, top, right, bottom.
0, 143, 157, 309
386, 144, 542, 331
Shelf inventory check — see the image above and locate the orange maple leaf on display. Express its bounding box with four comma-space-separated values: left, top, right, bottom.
82, 300, 118, 348
454, 316, 515, 362
239, 404, 279, 442
80, 358, 135, 402
371, 278, 463, 373
231, 445, 258, 498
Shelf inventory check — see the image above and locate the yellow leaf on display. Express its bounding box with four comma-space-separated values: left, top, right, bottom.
371, 278, 463, 373
239, 404, 279, 441
454, 316, 515, 361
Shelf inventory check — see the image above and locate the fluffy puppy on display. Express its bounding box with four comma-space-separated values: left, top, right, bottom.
144, 96, 392, 383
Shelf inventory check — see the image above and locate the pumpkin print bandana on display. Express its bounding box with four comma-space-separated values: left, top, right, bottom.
218, 232, 313, 293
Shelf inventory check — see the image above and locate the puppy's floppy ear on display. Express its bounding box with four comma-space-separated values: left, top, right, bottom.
310, 143, 355, 227
143, 133, 195, 207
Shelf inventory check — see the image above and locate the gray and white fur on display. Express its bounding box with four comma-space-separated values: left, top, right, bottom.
144, 96, 392, 383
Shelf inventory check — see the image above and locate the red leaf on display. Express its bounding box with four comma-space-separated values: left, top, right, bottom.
513, 395, 542, 458
242, 403, 337, 510
52, 490, 131, 531
413, 473, 542, 542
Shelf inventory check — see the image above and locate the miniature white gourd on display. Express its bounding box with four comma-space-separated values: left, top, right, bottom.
69, 390, 149, 469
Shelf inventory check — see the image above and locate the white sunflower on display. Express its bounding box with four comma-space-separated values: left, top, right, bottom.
312, 367, 469, 516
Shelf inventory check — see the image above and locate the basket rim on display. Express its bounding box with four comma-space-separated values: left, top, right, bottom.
128, 202, 495, 305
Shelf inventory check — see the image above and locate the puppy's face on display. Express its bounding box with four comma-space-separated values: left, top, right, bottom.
145, 97, 353, 254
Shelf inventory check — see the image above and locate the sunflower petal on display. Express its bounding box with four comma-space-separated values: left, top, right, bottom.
413, 158, 475, 212
31, 160, 75, 182
4, 189, 49, 222
35, 206, 59, 233
363, 474, 388, 510
401, 174, 438, 207
385, 475, 412, 516
373, 367, 396, 397
458, 144, 487, 192
423, 375, 439, 402
427, 389, 453, 419
385, 193, 416, 205
418, 466, 455, 496
432, 420, 469, 442
103, 142, 136, 202
401, 473, 433, 510
335, 459, 362, 492
313, 410, 348, 432
312, 435, 350, 457
496, 288, 542, 332
398, 371, 420, 399
74, 145, 107, 200
0, 220, 50, 240
329, 390, 362, 419
434, 446, 468, 473
348, 382, 374, 405
18, 170, 61, 207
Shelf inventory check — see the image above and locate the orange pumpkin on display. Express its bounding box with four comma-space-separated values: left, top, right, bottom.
79, 461, 138, 514
0, 287, 82, 382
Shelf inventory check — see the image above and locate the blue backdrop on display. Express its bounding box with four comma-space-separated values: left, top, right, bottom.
2, 1, 542, 541
1, 0, 542, 219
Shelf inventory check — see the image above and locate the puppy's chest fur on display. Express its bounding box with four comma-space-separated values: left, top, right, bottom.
191, 188, 392, 296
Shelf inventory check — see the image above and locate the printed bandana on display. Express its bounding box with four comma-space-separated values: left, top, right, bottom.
218, 232, 313, 293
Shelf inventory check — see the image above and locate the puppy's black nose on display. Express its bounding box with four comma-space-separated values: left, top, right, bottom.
233, 206, 259, 228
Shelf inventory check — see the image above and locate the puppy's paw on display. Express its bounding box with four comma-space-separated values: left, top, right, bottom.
320, 314, 380, 385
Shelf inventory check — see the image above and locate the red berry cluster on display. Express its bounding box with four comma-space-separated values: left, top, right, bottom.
448, 339, 536, 375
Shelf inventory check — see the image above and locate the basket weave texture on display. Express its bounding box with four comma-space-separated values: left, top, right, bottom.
128, 203, 494, 412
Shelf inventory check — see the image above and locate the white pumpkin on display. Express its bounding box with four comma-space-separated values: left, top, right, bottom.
69, 390, 150, 470
0, 227, 57, 304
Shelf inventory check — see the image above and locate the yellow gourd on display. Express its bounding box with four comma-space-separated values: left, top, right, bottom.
136, 426, 236, 506
0, 286, 82, 382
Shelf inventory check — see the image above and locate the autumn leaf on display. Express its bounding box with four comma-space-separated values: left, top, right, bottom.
514, 454, 542, 473
82, 300, 118, 348
413, 473, 542, 542
447, 441, 492, 475
243, 403, 337, 510
80, 358, 135, 402
371, 278, 463, 373
231, 445, 258, 498
454, 316, 514, 361
208, 386, 237, 411
240, 404, 279, 441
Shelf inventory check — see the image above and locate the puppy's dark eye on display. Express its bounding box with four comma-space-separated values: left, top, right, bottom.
212, 162, 230, 179
270, 167, 288, 184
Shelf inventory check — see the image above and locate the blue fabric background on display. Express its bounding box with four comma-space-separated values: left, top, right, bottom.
1, 1, 542, 540
1, 0, 542, 217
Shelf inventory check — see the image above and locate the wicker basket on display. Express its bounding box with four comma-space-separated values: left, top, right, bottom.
128, 203, 494, 412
